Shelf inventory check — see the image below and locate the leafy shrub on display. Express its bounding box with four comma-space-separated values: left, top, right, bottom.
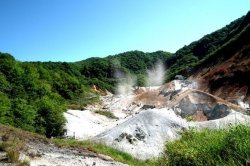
94, 110, 118, 119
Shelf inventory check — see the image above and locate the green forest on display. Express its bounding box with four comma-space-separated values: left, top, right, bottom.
0, 11, 249, 138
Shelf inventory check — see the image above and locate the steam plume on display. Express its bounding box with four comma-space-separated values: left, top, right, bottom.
146, 61, 166, 86
116, 73, 136, 95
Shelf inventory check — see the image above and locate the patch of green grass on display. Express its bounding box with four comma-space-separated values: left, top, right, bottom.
53, 139, 156, 166
184, 115, 193, 122
94, 110, 118, 119
162, 125, 250, 166
67, 95, 100, 110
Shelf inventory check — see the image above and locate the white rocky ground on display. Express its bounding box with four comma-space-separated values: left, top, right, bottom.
63, 79, 250, 160
29, 143, 125, 166
63, 94, 138, 139
64, 110, 123, 139
238, 100, 250, 110
95, 108, 250, 159
27, 141, 127, 166
96, 108, 187, 159
0, 136, 127, 166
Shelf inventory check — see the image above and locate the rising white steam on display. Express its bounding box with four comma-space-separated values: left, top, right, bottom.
146, 61, 166, 86
116, 72, 136, 95
114, 64, 137, 95
114, 60, 166, 95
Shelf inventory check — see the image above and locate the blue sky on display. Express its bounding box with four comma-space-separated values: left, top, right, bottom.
0, 0, 249, 62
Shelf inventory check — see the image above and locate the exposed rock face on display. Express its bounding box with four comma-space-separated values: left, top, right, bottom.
178, 97, 212, 117
177, 94, 230, 120
192, 43, 250, 109
141, 105, 155, 110
204, 104, 230, 120
135, 127, 146, 141
115, 133, 137, 144
175, 75, 185, 80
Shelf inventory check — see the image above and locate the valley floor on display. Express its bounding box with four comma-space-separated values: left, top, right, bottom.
63, 80, 250, 160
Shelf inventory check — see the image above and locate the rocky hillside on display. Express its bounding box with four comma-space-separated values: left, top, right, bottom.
190, 17, 250, 109
166, 11, 250, 80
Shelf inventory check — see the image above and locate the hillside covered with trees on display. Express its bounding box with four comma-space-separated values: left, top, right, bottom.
165, 11, 250, 79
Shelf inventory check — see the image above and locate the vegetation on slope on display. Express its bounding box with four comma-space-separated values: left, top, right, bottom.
0, 138, 30, 165
157, 125, 250, 166
165, 11, 250, 80
94, 110, 118, 119
194, 23, 250, 73
0, 124, 48, 165
77, 50, 172, 88
0, 53, 97, 137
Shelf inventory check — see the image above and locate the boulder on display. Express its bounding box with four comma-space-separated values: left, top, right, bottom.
204, 104, 230, 120
175, 75, 185, 80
